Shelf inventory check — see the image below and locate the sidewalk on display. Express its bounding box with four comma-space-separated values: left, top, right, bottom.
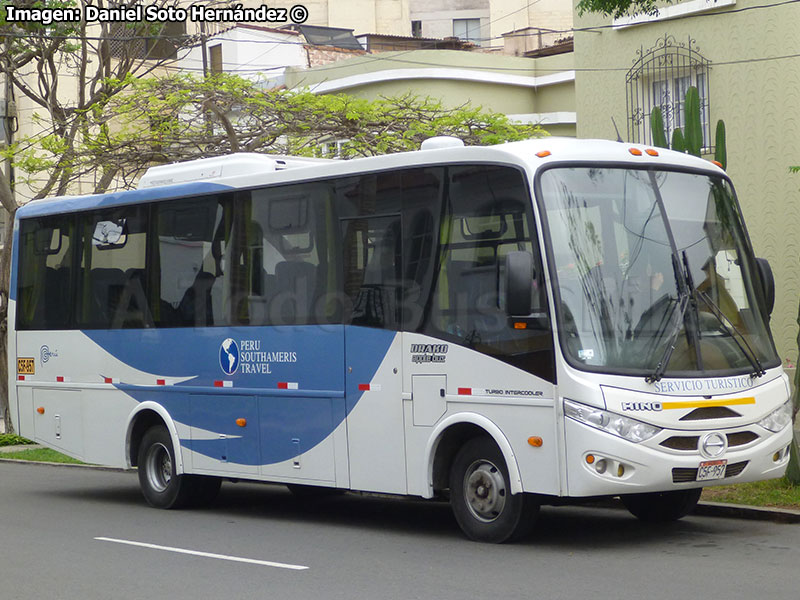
0, 444, 40, 454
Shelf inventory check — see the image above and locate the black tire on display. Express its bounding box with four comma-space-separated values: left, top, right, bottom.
137, 425, 193, 509
449, 436, 539, 543
621, 488, 702, 522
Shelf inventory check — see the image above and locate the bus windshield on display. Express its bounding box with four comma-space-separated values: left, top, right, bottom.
539, 166, 778, 377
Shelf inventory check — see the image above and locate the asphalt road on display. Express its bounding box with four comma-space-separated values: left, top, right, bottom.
2, 461, 800, 600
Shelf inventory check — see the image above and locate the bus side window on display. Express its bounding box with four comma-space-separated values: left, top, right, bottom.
337, 171, 406, 330
420, 164, 554, 381
17, 216, 75, 330
401, 167, 443, 331
247, 183, 339, 326
76, 206, 151, 329
341, 216, 402, 329
153, 196, 228, 328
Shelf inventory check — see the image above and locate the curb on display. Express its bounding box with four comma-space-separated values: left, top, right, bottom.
694, 501, 800, 524
593, 496, 800, 524
0, 456, 129, 473
0, 445, 128, 473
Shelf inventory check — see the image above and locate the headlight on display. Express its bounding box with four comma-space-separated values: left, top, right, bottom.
757, 400, 793, 432
564, 399, 661, 443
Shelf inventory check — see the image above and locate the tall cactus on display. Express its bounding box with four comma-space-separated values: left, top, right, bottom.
647, 86, 728, 169
684, 86, 702, 157
714, 119, 727, 169
671, 128, 686, 153
650, 106, 668, 149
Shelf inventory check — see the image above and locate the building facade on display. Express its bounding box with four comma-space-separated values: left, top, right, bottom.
574, 0, 800, 361
283, 49, 576, 136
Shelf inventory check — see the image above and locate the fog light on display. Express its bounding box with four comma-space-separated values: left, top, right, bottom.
617, 464, 625, 477
774, 452, 781, 462
595, 459, 607, 474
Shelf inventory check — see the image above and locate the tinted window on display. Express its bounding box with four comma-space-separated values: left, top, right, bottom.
422, 165, 554, 381
75, 206, 149, 329
17, 215, 76, 330
153, 195, 231, 327
239, 182, 341, 326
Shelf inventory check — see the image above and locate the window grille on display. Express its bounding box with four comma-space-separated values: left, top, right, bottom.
626, 35, 711, 149
107, 20, 186, 60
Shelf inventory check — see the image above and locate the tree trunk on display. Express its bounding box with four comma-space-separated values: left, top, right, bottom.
0, 213, 14, 434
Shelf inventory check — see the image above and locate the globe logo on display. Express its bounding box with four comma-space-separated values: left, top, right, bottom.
219, 338, 240, 375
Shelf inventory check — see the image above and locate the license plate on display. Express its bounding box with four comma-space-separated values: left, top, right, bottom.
697, 459, 727, 481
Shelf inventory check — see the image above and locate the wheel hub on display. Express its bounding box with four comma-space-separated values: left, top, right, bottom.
145, 442, 172, 493
464, 460, 506, 523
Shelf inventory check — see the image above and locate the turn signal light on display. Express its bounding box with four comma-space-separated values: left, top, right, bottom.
36, 407, 45, 415
236, 418, 247, 427
527, 436, 543, 447
586, 454, 595, 464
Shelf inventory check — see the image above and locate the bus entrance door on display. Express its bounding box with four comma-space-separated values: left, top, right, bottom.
345, 327, 406, 494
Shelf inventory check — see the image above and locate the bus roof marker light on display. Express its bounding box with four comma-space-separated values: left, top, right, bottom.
535, 150, 551, 158
628, 148, 643, 156
420, 136, 464, 150
645, 148, 659, 156
711, 160, 724, 168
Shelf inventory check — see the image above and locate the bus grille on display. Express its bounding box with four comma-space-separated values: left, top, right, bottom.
671, 461, 749, 483
661, 431, 759, 452
679, 406, 742, 421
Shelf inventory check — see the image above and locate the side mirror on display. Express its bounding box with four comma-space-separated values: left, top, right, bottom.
505, 251, 534, 316
755, 257, 775, 318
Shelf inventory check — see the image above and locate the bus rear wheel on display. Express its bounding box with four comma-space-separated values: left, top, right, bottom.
621, 488, 702, 522
449, 436, 538, 543
137, 425, 220, 509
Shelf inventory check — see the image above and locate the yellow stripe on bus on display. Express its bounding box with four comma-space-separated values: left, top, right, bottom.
661, 397, 756, 410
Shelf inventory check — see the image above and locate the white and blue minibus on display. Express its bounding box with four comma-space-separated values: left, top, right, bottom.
8, 137, 793, 542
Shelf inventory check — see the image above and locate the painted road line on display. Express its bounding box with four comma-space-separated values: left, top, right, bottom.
94, 537, 309, 570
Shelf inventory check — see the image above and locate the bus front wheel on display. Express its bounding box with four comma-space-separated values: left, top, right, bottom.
621, 488, 702, 522
449, 436, 538, 543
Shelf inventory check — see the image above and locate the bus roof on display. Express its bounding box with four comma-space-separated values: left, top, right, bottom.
15, 137, 725, 220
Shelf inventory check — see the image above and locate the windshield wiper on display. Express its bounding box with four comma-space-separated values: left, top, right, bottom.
646, 254, 692, 384
694, 288, 766, 378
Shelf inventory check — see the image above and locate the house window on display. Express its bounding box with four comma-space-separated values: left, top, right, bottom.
107, 20, 186, 60
209, 44, 223, 73
626, 35, 711, 149
453, 18, 481, 43
411, 20, 422, 38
